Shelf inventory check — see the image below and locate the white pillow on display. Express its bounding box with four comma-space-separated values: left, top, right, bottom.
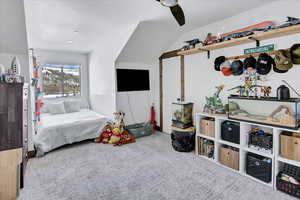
48, 102, 66, 115
64, 100, 81, 113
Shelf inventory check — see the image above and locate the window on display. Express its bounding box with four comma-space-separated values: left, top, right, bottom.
42, 64, 81, 98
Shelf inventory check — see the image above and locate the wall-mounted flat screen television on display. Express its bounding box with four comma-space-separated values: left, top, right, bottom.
116, 69, 150, 92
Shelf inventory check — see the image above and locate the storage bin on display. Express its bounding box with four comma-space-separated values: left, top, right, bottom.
126, 123, 154, 139
276, 164, 300, 198
281, 133, 300, 162
221, 121, 240, 144
219, 146, 239, 170
246, 153, 272, 183
249, 133, 273, 150
200, 118, 215, 137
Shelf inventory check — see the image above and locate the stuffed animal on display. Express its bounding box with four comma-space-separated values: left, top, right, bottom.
95, 124, 113, 143
113, 111, 126, 133
108, 127, 121, 144
114, 130, 136, 146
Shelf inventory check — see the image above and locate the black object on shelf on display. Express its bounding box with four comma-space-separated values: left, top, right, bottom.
249, 132, 273, 150
221, 121, 240, 144
277, 164, 300, 198
171, 130, 195, 152
246, 153, 272, 183
277, 85, 290, 100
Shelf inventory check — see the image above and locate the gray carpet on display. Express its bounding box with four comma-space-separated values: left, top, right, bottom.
19, 132, 294, 200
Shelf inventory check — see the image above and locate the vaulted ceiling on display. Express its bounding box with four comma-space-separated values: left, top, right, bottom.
24, 0, 277, 57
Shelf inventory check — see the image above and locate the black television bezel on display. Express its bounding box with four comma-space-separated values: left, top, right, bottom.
116, 68, 150, 92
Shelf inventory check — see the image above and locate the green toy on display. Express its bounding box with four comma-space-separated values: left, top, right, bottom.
203, 85, 226, 114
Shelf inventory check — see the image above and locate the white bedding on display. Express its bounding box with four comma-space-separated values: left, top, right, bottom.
34, 109, 109, 156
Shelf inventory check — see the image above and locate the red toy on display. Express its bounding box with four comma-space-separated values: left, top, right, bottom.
95, 124, 113, 143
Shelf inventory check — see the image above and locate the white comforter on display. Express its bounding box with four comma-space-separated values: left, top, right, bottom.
34, 109, 109, 156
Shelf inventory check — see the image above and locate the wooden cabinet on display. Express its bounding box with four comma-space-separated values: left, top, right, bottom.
200, 118, 215, 137
0, 83, 28, 194
0, 148, 22, 200
0, 83, 23, 151
281, 134, 300, 162
219, 146, 239, 170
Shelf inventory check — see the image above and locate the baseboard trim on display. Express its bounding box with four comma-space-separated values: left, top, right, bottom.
28, 150, 36, 159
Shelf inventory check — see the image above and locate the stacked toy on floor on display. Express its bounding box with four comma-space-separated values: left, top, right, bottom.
171, 99, 195, 152
95, 112, 136, 146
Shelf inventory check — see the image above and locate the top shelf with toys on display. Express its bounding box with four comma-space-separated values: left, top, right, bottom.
160, 17, 300, 59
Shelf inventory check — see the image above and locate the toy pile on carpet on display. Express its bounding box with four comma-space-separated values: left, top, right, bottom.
95, 112, 136, 146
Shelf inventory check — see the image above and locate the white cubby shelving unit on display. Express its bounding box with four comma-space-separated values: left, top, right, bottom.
195, 112, 300, 191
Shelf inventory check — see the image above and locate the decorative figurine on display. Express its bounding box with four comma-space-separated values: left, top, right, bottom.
228, 65, 266, 97
260, 86, 272, 97
11, 57, 21, 75
203, 85, 226, 114
181, 39, 201, 50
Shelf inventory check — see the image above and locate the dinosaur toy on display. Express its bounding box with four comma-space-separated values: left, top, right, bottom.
203, 85, 226, 114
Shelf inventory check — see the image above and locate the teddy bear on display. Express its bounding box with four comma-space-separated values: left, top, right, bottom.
108, 127, 122, 144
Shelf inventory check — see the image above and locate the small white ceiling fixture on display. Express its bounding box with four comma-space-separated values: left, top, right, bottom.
160, 0, 178, 7
67, 40, 73, 44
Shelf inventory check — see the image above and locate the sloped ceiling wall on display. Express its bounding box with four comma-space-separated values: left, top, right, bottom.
116, 21, 182, 64
0, 0, 28, 54
116, 0, 277, 65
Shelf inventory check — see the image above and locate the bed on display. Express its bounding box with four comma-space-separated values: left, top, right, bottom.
33, 98, 110, 156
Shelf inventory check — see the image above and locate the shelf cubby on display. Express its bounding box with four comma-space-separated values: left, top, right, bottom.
194, 112, 300, 193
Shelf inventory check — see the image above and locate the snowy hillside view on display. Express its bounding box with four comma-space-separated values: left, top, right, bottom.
42, 64, 81, 97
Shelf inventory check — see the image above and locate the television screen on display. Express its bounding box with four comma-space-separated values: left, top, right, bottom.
116, 69, 150, 92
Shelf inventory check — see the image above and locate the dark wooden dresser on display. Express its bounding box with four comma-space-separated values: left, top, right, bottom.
0, 83, 24, 151
0, 82, 28, 196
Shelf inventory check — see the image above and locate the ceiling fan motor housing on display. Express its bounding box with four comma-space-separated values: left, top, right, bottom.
160, 0, 178, 7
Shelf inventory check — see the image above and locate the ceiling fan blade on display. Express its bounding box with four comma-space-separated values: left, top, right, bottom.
170, 4, 185, 26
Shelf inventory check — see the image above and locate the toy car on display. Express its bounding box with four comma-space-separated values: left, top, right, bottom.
276, 17, 300, 29
222, 30, 255, 41
252, 25, 276, 32
181, 38, 202, 50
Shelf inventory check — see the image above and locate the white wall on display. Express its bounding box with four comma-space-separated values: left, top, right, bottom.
0, 0, 28, 54
88, 24, 138, 119
35, 49, 89, 100
162, 0, 300, 133
116, 21, 182, 64
115, 62, 159, 125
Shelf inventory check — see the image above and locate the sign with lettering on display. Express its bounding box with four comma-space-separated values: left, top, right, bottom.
244, 44, 275, 55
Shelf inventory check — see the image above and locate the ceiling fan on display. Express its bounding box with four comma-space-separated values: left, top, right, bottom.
156, 0, 185, 26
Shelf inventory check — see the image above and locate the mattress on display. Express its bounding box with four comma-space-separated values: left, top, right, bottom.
34, 109, 109, 156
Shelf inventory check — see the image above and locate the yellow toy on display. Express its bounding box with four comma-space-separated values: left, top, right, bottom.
108, 127, 121, 144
